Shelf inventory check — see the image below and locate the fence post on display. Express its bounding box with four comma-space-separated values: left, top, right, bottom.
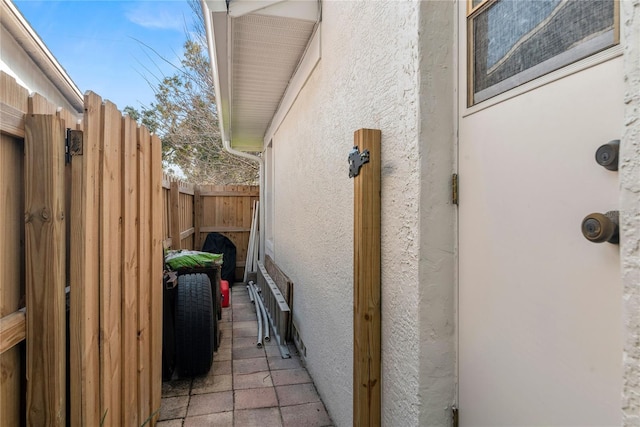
194, 185, 202, 250
352, 128, 381, 427
170, 181, 181, 250
150, 134, 164, 424
24, 114, 66, 425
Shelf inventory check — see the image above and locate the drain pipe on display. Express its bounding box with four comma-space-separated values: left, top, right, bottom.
201, 3, 265, 264
247, 283, 263, 347
223, 140, 265, 265
250, 281, 270, 343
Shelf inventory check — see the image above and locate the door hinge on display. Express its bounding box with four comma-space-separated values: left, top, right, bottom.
65, 128, 83, 164
452, 173, 458, 205
452, 405, 459, 427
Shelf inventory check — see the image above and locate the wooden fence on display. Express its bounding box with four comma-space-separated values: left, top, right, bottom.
162, 177, 259, 282
0, 72, 163, 426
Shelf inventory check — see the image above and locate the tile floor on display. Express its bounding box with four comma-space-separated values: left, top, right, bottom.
158, 285, 333, 427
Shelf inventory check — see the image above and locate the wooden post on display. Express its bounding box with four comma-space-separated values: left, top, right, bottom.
352, 128, 381, 427
149, 134, 164, 423
24, 114, 66, 425
194, 185, 202, 250
169, 181, 181, 250
70, 92, 102, 427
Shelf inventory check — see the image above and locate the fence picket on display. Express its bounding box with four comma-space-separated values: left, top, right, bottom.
70, 92, 102, 427
99, 100, 123, 425
121, 114, 140, 426
137, 125, 152, 421
24, 114, 66, 425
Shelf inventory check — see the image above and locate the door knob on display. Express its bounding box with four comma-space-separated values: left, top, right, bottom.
581, 211, 619, 244
595, 140, 619, 171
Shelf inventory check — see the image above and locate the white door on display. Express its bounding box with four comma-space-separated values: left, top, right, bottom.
458, 0, 623, 425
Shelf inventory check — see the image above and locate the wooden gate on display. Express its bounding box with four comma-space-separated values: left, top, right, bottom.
0, 72, 163, 426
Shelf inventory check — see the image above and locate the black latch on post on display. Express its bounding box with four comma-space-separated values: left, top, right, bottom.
348, 146, 370, 178
65, 128, 83, 163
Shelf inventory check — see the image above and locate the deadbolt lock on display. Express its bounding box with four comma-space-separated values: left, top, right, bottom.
595, 140, 619, 171
581, 211, 619, 244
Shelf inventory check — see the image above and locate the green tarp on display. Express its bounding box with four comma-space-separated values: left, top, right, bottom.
165, 250, 223, 271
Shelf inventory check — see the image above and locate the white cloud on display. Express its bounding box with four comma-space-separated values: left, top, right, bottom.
125, 3, 187, 31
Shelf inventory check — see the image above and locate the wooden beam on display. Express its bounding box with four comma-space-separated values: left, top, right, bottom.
180, 227, 195, 241
169, 181, 181, 250
0, 310, 26, 354
199, 226, 252, 233
199, 190, 260, 197
352, 128, 381, 427
177, 184, 195, 195
24, 113, 66, 425
0, 102, 25, 137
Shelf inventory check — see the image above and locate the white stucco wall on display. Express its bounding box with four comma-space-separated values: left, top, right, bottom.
269, 1, 456, 426
621, 0, 640, 425
417, 1, 456, 425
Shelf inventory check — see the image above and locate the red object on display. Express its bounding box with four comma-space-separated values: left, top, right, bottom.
220, 280, 230, 307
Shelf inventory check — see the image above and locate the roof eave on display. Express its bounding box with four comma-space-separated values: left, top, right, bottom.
202, 0, 320, 152
1, 0, 83, 112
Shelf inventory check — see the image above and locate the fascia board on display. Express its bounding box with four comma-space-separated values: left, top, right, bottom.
203, 0, 228, 13
1, 0, 83, 112
202, 0, 231, 144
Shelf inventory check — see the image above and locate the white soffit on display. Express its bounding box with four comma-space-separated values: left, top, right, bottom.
203, 0, 319, 152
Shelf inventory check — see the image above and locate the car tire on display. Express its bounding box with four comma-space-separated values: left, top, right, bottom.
174, 273, 214, 376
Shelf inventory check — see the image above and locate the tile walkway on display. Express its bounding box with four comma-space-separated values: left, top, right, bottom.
158, 284, 333, 427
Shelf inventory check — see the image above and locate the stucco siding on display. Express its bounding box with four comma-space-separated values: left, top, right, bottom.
271, 1, 423, 425
621, 0, 640, 425
417, 1, 456, 425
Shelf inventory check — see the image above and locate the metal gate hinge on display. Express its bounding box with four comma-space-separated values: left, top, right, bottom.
452, 173, 458, 205
348, 146, 370, 178
65, 128, 83, 163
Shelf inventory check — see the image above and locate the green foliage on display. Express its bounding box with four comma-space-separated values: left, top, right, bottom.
126, 1, 258, 185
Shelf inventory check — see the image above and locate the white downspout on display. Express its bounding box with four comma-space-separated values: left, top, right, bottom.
223, 140, 265, 264
203, 1, 265, 263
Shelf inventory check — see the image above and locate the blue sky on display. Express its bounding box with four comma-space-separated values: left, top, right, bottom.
14, 0, 194, 110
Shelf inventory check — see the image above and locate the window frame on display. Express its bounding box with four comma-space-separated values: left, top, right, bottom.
466, 0, 620, 107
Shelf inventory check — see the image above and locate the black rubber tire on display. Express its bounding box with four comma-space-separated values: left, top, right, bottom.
174, 273, 215, 376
